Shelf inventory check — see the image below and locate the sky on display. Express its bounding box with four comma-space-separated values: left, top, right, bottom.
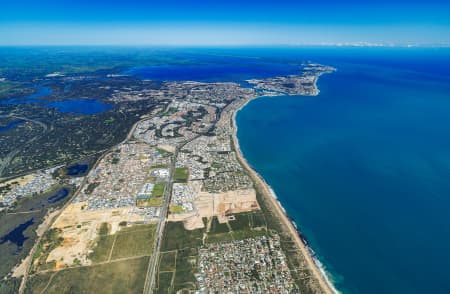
1, 0, 450, 46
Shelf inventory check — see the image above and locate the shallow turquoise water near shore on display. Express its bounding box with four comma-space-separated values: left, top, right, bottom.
236, 50, 450, 294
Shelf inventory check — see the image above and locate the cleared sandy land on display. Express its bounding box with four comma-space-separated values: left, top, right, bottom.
169, 185, 259, 230
157, 144, 176, 153
45, 202, 146, 267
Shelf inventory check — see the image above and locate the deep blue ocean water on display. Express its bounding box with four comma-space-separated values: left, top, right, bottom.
236, 48, 450, 294
124, 59, 302, 82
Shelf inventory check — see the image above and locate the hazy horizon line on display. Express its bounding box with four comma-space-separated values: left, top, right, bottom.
1, 43, 450, 48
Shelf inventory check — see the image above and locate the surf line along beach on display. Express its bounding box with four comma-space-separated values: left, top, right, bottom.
231, 80, 339, 294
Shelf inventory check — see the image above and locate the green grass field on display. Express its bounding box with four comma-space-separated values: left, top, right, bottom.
155, 251, 177, 293
156, 271, 174, 294
158, 221, 203, 293
110, 225, 155, 259
26, 224, 157, 293
152, 183, 166, 197
174, 168, 189, 183
88, 234, 115, 263
88, 223, 156, 263
159, 251, 177, 272
206, 232, 234, 244
147, 197, 164, 206
169, 204, 185, 214
25, 257, 150, 294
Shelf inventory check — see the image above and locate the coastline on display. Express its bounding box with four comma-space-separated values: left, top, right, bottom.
231, 78, 339, 294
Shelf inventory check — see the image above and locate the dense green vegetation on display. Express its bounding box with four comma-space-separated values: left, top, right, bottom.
172, 248, 198, 292
209, 216, 230, 234
161, 222, 204, 251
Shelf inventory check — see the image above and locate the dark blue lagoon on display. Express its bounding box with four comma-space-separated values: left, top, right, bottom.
0, 120, 24, 132
46, 99, 112, 114
65, 163, 89, 177
1, 86, 112, 114
47, 188, 70, 203
236, 48, 450, 294
0, 218, 34, 249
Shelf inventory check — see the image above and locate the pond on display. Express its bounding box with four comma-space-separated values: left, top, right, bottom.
65, 163, 89, 177
47, 188, 70, 204
0, 218, 34, 249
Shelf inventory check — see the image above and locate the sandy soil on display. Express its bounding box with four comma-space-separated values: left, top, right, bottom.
168, 183, 259, 230
157, 144, 176, 153
45, 202, 147, 267
183, 214, 206, 230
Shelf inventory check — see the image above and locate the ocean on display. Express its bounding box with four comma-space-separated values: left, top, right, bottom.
236, 48, 450, 294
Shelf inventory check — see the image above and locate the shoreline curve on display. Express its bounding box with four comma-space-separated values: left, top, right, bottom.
231, 78, 340, 294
